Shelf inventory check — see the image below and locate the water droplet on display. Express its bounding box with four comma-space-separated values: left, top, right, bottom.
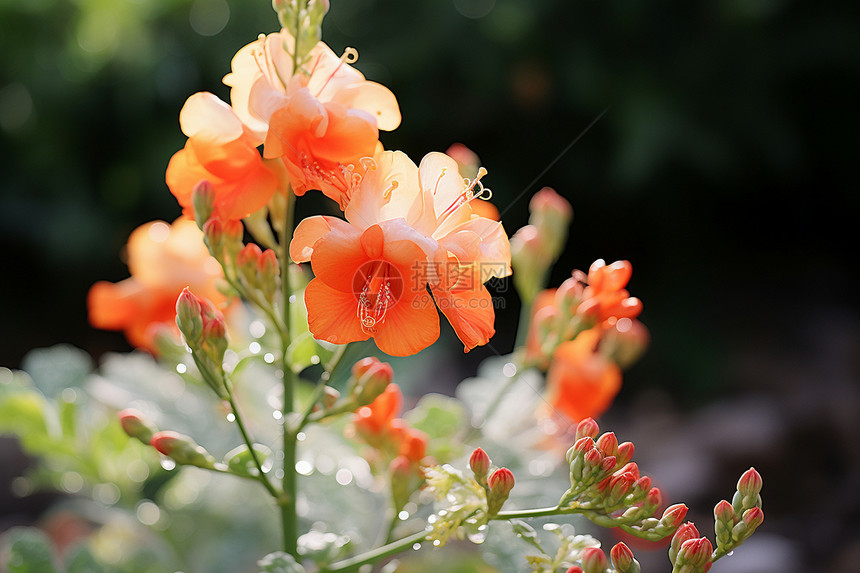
176, 363, 187, 374
296, 432, 306, 441
412, 543, 421, 550
249, 320, 266, 338
289, 295, 297, 304
249, 342, 261, 354
295, 460, 314, 475
310, 355, 320, 365
264, 353, 275, 364
502, 362, 517, 377
727, 551, 734, 556
226, 413, 236, 422
398, 510, 409, 520
160, 459, 176, 471
273, 410, 283, 420
427, 515, 437, 524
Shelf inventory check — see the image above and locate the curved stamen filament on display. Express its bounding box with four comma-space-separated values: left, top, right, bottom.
315, 47, 359, 98
357, 263, 394, 333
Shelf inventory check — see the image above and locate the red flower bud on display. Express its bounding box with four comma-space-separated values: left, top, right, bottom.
595, 432, 618, 458
469, 447, 491, 481
670, 522, 700, 559
176, 287, 204, 343
614, 462, 639, 480
488, 467, 515, 497
118, 408, 158, 444
677, 537, 713, 568
714, 499, 734, 523
150, 430, 215, 468
615, 441, 635, 466
632, 476, 651, 495
742, 507, 764, 530
610, 542, 637, 573
599, 455, 617, 474
202, 217, 224, 257
645, 486, 662, 509
565, 568, 584, 573
350, 357, 394, 406
580, 547, 608, 573
661, 503, 689, 529
575, 417, 600, 440
737, 467, 763, 498
584, 448, 602, 468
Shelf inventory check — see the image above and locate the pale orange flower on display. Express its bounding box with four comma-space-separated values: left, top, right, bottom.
577, 259, 642, 322
165, 92, 278, 221
223, 30, 400, 205
87, 219, 226, 352
291, 150, 511, 353
545, 328, 622, 422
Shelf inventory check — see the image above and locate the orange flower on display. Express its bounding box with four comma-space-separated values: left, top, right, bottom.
354, 383, 403, 440
545, 328, 622, 422
292, 150, 511, 354
166, 92, 278, 222
87, 219, 226, 352
223, 30, 400, 205
292, 218, 439, 356
577, 259, 642, 323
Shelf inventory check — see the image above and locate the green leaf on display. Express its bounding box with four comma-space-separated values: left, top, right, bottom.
404, 393, 468, 462
257, 552, 306, 573
287, 332, 333, 374
223, 444, 273, 477
0, 392, 53, 455
4, 527, 60, 573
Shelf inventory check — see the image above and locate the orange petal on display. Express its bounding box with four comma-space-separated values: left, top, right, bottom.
432, 283, 496, 352
304, 279, 369, 346
309, 223, 366, 292
373, 292, 440, 356
290, 215, 352, 262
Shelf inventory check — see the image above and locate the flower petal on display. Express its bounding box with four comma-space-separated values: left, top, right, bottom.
305, 279, 370, 345
373, 291, 440, 356
432, 283, 496, 352
309, 223, 366, 292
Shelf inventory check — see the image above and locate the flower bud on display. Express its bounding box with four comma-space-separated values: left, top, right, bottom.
595, 432, 618, 458
487, 468, 515, 514
742, 507, 764, 530
610, 542, 640, 573
615, 441, 635, 466
222, 219, 244, 259
529, 187, 572, 261
565, 568, 584, 573
469, 448, 491, 483
605, 472, 635, 507
670, 522, 700, 563
151, 430, 215, 468
580, 547, 608, 573
322, 386, 340, 409
176, 287, 204, 344
258, 248, 279, 301
191, 180, 215, 229
714, 500, 734, 523
603, 319, 650, 369
568, 436, 595, 464
614, 462, 639, 480
631, 475, 651, 497
118, 408, 158, 444
202, 217, 224, 260
660, 503, 689, 529
737, 467, 763, 498
644, 486, 662, 510
237, 243, 263, 286
575, 417, 600, 440
350, 357, 394, 407
675, 537, 713, 570
510, 225, 549, 304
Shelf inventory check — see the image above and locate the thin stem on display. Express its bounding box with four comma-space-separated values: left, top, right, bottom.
225, 391, 280, 499
280, 188, 299, 558
514, 298, 533, 349
322, 530, 428, 573
293, 343, 350, 433
490, 505, 565, 520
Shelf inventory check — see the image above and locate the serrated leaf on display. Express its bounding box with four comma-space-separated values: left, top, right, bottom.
257, 551, 306, 573
223, 444, 273, 477
4, 527, 60, 573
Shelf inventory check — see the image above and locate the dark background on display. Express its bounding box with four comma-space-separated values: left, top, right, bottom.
1, 0, 858, 570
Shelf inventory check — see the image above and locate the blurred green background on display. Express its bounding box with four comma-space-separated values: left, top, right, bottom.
1, 0, 858, 570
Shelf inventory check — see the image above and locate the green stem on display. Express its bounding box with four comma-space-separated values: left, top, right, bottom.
514, 298, 533, 349
225, 391, 280, 499
293, 343, 349, 433
490, 505, 564, 520
280, 188, 299, 558
322, 531, 427, 573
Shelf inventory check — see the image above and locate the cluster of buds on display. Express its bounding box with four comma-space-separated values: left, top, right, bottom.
271, 0, 330, 64
344, 367, 429, 510
510, 187, 573, 304
666, 468, 763, 573
175, 287, 229, 398
192, 183, 282, 309
527, 260, 645, 370
561, 418, 685, 540
468, 448, 515, 515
